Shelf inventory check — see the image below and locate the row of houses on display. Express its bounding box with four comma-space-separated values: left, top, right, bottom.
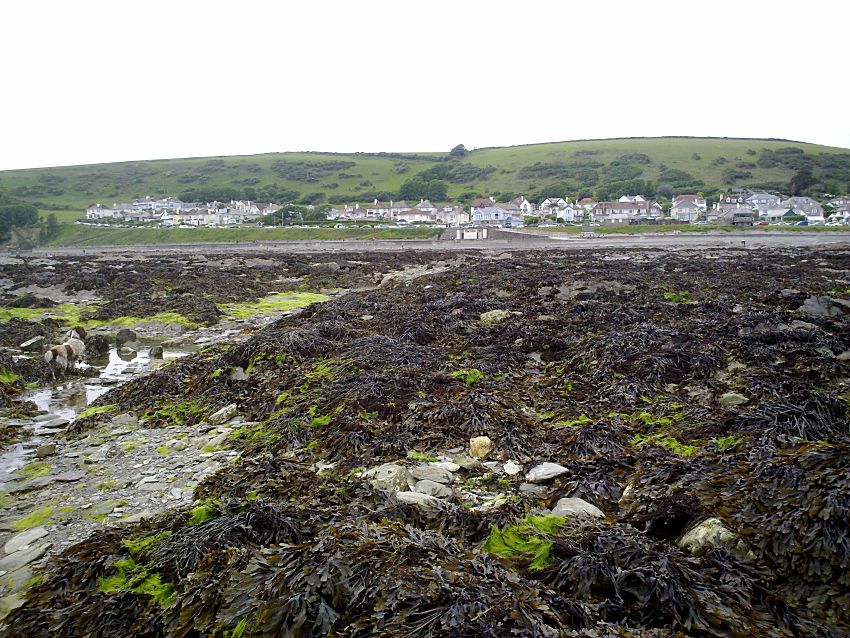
673, 192, 850, 224
86, 198, 281, 226
89, 190, 850, 229
327, 200, 470, 225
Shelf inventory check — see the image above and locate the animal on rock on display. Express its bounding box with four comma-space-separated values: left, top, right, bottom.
43, 326, 87, 381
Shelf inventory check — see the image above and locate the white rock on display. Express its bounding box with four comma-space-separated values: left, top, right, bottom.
432, 460, 460, 472
525, 462, 570, 483
503, 461, 522, 476
550, 497, 604, 519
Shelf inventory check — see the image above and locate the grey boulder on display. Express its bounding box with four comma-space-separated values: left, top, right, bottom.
550, 497, 604, 519
525, 462, 570, 483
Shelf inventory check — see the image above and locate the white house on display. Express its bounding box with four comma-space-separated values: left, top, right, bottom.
670, 201, 701, 222
716, 193, 750, 211
577, 197, 597, 211
415, 199, 438, 214
540, 197, 568, 213
389, 201, 410, 217
591, 200, 663, 222
510, 196, 535, 215
618, 195, 646, 203
746, 192, 781, 215
672, 194, 707, 212
395, 209, 434, 223
472, 206, 524, 226
555, 204, 582, 223
86, 204, 117, 220
436, 206, 470, 226
366, 200, 391, 217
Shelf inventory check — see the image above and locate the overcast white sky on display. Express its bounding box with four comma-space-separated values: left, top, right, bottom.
1, 0, 847, 170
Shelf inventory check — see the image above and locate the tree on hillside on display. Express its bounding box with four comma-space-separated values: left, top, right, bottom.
789, 168, 817, 195
37, 213, 59, 245
399, 178, 448, 201
0, 204, 39, 242
450, 144, 469, 158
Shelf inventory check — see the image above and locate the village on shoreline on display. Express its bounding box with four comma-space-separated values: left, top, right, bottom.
85, 190, 850, 229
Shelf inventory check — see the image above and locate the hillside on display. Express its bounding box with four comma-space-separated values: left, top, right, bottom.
1, 137, 849, 212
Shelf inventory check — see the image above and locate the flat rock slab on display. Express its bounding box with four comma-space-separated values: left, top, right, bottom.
414, 479, 453, 498
4, 526, 48, 554
39, 418, 69, 429
6, 475, 56, 494
37, 429, 66, 438
54, 470, 86, 482
0, 542, 51, 572
35, 444, 57, 458
410, 464, 454, 484
525, 462, 570, 483
0, 593, 25, 618
395, 491, 442, 510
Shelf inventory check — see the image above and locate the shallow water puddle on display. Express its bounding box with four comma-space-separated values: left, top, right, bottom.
0, 343, 196, 479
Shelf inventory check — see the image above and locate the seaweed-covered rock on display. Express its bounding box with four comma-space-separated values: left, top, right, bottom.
85, 334, 110, 359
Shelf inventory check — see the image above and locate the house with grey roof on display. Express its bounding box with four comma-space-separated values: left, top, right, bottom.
590, 200, 663, 222
781, 196, 823, 216
746, 192, 782, 216
472, 206, 523, 227
415, 199, 438, 214
672, 194, 707, 212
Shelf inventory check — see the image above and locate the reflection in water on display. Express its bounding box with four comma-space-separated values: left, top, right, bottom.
1, 343, 195, 478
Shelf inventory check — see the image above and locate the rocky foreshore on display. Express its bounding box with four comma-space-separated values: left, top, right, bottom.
0, 245, 849, 637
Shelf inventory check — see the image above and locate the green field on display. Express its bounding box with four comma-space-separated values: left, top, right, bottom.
42, 225, 440, 246
1, 137, 847, 211
39, 209, 85, 223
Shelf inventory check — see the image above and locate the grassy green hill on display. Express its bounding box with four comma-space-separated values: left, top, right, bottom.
1, 137, 848, 215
